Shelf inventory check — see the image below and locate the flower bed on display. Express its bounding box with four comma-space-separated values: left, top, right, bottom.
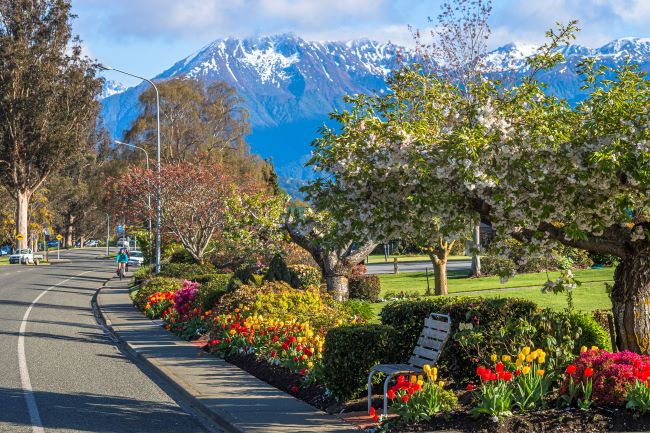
135, 276, 650, 432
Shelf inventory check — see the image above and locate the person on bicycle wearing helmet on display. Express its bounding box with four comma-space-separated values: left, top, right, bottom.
116, 247, 129, 276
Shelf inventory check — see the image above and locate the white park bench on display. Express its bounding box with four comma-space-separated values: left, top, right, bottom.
367, 313, 452, 415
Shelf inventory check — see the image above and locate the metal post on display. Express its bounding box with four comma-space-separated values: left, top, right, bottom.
99, 65, 161, 273
106, 213, 110, 257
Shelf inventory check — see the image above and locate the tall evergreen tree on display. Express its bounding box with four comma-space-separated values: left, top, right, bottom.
0, 0, 100, 248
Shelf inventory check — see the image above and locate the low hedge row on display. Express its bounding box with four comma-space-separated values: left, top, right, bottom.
323, 296, 609, 400
348, 275, 381, 302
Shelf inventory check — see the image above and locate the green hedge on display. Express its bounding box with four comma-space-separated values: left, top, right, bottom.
348, 275, 381, 302
158, 263, 216, 279
193, 274, 232, 311
379, 297, 607, 383
323, 324, 399, 400
133, 277, 183, 311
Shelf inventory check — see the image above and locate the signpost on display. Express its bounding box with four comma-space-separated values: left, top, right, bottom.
56, 234, 62, 260
15, 233, 24, 252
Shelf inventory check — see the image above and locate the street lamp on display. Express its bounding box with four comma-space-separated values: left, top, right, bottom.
99, 64, 162, 273
115, 140, 153, 266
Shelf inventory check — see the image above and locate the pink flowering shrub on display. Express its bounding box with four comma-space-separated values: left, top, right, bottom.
563, 349, 650, 406
172, 280, 199, 315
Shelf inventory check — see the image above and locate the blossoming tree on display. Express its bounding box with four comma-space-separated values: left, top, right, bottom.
306, 25, 650, 353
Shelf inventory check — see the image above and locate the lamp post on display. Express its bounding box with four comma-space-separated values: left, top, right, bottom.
99, 64, 162, 273
115, 140, 153, 266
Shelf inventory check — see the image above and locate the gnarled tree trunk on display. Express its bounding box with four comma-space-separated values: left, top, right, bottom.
426, 238, 455, 296
611, 246, 650, 353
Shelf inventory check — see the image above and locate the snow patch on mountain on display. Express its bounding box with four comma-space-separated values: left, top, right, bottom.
100, 79, 127, 99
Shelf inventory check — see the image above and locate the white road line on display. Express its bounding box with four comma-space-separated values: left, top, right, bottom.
18, 270, 92, 433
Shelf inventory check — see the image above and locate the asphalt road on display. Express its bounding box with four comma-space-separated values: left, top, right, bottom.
0, 249, 213, 433
366, 259, 472, 274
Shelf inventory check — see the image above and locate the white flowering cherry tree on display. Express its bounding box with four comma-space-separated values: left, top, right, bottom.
285, 209, 376, 301
306, 26, 650, 353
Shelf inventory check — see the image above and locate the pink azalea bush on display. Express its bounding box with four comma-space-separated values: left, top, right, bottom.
172, 280, 199, 315
562, 349, 650, 406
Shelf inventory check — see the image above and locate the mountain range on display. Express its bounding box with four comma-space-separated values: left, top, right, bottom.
100, 34, 650, 195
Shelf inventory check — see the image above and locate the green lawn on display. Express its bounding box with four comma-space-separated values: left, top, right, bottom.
378, 267, 614, 296
370, 267, 615, 318
0, 257, 8, 266
366, 254, 469, 264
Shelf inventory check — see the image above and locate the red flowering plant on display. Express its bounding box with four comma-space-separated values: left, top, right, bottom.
206, 309, 326, 382
381, 365, 457, 424
469, 362, 514, 419
626, 358, 650, 414
561, 347, 650, 407
144, 291, 175, 319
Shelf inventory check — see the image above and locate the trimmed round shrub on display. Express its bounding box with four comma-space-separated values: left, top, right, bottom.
264, 254, 297, 287
133, 277, 183, 311
227, 264, 258, 291
342, 299, 375, 322
169, 248, 196, 264
569, 312, 610, 350
348, 275, 381, 302
480, 255, 516, 277
323, 324, 399, 400
193, 273, 232, 311
288, 264, 322, 288
158, 263, 216, 279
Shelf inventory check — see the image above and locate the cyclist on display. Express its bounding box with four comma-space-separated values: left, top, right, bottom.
116, 247, 129, 277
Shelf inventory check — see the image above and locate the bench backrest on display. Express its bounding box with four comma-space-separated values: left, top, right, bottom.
407, 313, 451, 368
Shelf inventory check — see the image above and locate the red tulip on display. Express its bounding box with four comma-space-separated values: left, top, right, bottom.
584, 367, 594, 378
401, 394, 409, 403
467, 384, 474, 391
566, 365, 576, 375
387, 389, 396, 400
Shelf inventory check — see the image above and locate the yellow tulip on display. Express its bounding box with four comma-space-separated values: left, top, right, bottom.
301, 355, 308, 361
537, 369, 545, 376
522, 347, 531, 356
297, 337, 303, 344
522, 366, 531, 375
417, 379, 424, 386
502, 355, 512, 362
229, 329, 236, 335
438, 381, 444, 388
580, 346, 588, 353
517, 353, 525, 361
307, 361, 314, 368
423, 364, 431, 373
526, 355, 533, 363
515, 359, 523, 368
530, 351, 538, 360
490, 354, 498, 362
591, 346, 598, 351
538, 356, 546, 364
410, 375, 417, 384
418, 375, 424, 382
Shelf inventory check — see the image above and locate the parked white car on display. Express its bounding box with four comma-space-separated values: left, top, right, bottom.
85, 239, 99, 247
9, 249, 44, 265
127, 250, 144, 267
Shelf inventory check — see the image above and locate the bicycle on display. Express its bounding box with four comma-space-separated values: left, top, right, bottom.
117, 262, 126, 280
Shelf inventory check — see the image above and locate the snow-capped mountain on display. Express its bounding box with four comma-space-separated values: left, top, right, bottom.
100, 34, 650, 194
100, 79, 127, 99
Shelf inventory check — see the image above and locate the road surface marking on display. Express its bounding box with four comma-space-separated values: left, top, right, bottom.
18, 270, 92, 433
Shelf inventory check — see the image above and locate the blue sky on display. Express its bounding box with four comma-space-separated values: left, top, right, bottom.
72, 0, 650, 86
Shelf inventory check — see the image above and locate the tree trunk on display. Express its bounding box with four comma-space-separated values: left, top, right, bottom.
433, 258, 448, 296
325, 274, 349, 301
65, 213, 75, 247
15, 190, 30, 250
611, 246, 650, 353
471, 223, 481, 277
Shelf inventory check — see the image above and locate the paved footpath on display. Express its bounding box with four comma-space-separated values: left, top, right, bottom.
98, 275, 358, 433
0, 249, 215, 433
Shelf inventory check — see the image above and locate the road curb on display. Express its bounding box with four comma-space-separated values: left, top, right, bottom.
92, 281, 249, 433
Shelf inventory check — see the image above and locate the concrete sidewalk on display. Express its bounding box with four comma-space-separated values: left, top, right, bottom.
96, 278, 358, 433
